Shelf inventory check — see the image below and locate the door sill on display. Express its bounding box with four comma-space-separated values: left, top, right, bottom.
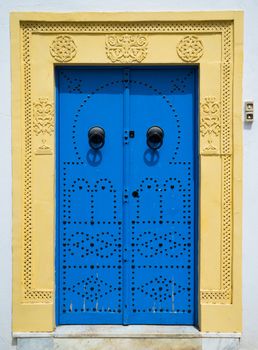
13, 325, 241, 338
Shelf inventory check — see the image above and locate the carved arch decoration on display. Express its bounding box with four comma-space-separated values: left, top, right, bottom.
11, 12, 243, 333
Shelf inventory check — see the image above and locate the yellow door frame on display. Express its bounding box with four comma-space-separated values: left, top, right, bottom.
11, 11, 243, 332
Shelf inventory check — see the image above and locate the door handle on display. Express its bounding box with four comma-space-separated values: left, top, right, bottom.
146, 126, 164, 150
88, 126, 105, 150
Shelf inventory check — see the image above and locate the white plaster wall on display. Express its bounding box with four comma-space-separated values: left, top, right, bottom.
0, 0, 257, 349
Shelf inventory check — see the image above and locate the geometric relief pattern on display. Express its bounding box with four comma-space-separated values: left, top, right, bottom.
50, 35, 77, 62
22, 27, 53, 302
201, 25, 233, 304
201, 156, 232, 303
201, 24, 233, 304
21, 21, 233, 304
176, 35, 204, 62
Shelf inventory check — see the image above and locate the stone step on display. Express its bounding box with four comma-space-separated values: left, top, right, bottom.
17, 336, 240, 350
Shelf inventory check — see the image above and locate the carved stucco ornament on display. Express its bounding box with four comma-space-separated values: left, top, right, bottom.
177, 35, 204, 62
16, 20, 235, 310
33, 98, 54, 155
106, 34, 148, 63
50, 35, 77, 62
200, 97, 221, 153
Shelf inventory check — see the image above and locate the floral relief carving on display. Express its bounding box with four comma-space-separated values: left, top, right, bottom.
200, 97, 221, 153
33, 98, 54, 155
50, 35, 77, 62
177, 35, 204, 62
105, 34, 148, 63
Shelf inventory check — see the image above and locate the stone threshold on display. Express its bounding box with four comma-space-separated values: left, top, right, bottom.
13, 325, 241, 339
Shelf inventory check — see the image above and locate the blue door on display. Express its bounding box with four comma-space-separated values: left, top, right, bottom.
56, 67, 198, 325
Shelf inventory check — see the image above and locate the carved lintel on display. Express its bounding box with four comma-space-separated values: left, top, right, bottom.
105, 34, 148, 63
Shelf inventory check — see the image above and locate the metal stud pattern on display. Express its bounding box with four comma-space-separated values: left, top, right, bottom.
56, 67, 197, 325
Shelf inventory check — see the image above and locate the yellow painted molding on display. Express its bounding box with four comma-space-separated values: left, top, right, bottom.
11, 11, 243, 333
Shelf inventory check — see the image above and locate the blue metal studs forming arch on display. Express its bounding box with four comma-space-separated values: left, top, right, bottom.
56, 67, 198, 325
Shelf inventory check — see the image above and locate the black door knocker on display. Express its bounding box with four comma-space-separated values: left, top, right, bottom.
88, 126, 105, 150
146, 126, 164, 150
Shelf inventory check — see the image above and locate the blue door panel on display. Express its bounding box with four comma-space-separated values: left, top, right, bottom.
57, 68, 124, 324
56, 67, 198, 325
123, 69, 196, 324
